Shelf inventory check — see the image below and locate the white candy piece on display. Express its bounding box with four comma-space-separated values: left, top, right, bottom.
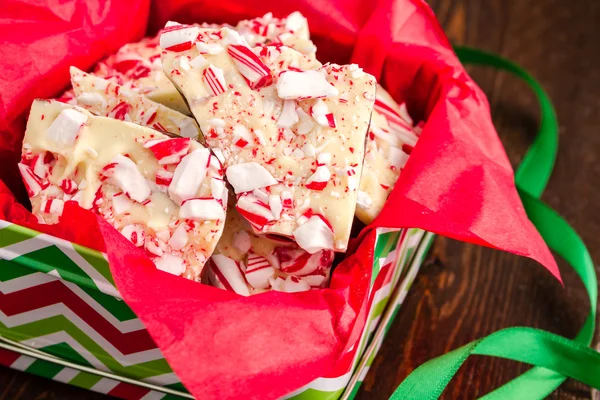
45, 108, 87, 146
293, 216, 335, 253
277, 70, 339, 99
271, 276, 311, 293
180, 198, 225, 221
112, 192, 134, 214
120, 224, 145, 247
155, 254, 187, 275
168, 223, 189, 250
168, 148, 210, 205
232, 230, 252, 253
276, 99, 299, 128
107, 155, 151, 203
226, 162, 277, 193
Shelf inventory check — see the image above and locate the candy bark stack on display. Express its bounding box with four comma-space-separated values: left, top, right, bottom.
21, 100, 227, 280
161, 24, 376, 255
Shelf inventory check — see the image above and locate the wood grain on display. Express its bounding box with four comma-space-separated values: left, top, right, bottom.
2, 0, 599, 399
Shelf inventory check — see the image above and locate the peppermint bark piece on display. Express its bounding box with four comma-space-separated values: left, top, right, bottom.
70, 67, 201, 139
161, 25, 376, 253
356, 85, 421, 224
21, 100, 226, 280
207, 201, 334, 295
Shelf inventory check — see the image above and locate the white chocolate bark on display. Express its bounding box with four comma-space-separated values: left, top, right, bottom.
161, 24, 376, 253
21, 100, 226, 280
356, 85, 421, 224
70, 67, 201, 140
207, 196, 333, 295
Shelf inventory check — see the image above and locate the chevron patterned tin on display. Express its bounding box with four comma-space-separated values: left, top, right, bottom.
0, 219, 433, 399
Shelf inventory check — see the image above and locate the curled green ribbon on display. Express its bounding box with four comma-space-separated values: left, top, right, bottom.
389, 48, 598, 399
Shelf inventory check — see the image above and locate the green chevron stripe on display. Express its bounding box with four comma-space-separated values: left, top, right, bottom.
69, 371, 104, 389
0, 250, 137, 322
26, 358, 64, 379
41, 342, 94, 368
0, 224, 40, 247
290, 387, 344, 400
0, 258, 35, 281
0, 317, 172, 379
73, 244, 115, 287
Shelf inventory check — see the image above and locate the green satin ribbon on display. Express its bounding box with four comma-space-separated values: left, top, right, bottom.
389, 47, 599, 399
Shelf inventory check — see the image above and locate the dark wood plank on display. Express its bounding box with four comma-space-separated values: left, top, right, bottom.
2, 1, 599, 399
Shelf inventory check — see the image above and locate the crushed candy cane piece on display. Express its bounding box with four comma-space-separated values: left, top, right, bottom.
276, 99, 299, 128
168, 223, 189, 250
180, 198, 225, 221
121, 224, 145, 247
169, 148, 210, 205
232, 230, 252, 254
245, 252, 275, 289
155, 254, 187, 275
160, 24, 200, 52
293, 215, 334, 253
203, 65, 227, 96
208, 254, 250, 296
228, 44, 272, 89
105, 155, 151, 203
45, 108, 87, 146
226, 162, 277, 193
144, 138, 191, 165
40, 198, 64, 216
277, 70, 339, 99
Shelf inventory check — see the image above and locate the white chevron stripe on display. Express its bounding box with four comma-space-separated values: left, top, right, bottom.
0, 272, 144, 333
358, 365, 370, 381
141, 390, 167, 400
0, 235, 51, 261
91, 377, 121, 394
0, 308, 164, 366
0, 233, 120, 298
10, 355, 35, 371
368, 315, 381, 335
372, 282, 392, 307
143, 372, 182, 386
0, 220, 11, 229
54, 367, 80, 383
41, 234, 121, 299
407, 229, 425, 249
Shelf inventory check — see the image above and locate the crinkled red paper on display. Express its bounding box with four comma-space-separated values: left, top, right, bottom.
0, 1, 559, 399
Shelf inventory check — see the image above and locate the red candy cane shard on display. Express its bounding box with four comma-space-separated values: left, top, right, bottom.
227, 45, 272, 89
236, 193, 275, 230
159, 24, 200, 52
144, 138, 191, 165
202, 65, 227, 96
18, 163, 47, 197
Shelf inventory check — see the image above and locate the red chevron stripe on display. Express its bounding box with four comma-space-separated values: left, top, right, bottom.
0, 280, 157, 354
108, 381, 151, 399
0, 348, 20, 367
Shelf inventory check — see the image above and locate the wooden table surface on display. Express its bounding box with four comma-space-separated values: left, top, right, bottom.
2, 0, 599, 399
